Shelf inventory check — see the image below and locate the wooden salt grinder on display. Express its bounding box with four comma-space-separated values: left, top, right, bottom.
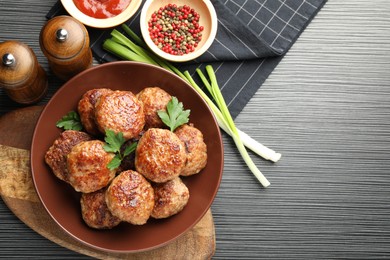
0, 41, 48, 104
40, 15, 93, 81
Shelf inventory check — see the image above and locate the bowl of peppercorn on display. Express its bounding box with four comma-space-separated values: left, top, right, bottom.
140, 0, 218, 62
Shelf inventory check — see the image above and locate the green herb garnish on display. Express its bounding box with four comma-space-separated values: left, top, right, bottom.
157, 96, 190, 132
56, 111, 83, 131
103, 129, 137, 170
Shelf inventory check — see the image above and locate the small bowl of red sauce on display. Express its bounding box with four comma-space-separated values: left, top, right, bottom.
61, 0, 143, 28
140, 0, 218, 62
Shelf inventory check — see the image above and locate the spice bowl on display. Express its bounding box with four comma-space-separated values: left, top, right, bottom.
61, 0, 143, 28
140, 0, 218, 62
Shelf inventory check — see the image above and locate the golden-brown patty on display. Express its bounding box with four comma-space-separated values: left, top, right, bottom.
105, 170, 154, 225
80, 188, 121, 229
136, 87, 172, 129
77, 88, 113, 136
45, 130, 92, 182
95, 90, 145, 140
151, 177, 190, 219
135, 128, 186, 183
174, 124, 207, 176
67, 140, 116, 193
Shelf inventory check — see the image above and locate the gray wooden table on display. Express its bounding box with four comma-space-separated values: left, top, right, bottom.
1, 0, 390, 258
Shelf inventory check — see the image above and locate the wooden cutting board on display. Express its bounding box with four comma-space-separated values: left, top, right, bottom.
0, 106, 215, 259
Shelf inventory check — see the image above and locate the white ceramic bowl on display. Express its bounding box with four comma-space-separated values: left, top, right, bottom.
140, 0, 218, 62
61, 0, 143, 28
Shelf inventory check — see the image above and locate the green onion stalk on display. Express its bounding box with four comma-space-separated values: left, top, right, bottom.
103, 24, 281, 187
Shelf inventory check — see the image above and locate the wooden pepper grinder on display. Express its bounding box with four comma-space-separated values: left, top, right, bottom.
0, 40, 48, 104
40, 15, 93, 81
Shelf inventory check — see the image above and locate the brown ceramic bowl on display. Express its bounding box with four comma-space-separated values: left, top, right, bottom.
30, 61, 223, 253
140, 0, 218, 62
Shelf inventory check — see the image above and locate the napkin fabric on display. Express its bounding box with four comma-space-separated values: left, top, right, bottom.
47, 0, 327, 119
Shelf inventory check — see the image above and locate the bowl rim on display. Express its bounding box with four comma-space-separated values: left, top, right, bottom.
30, 61, 224, 253
60, 0, 143, 28
140, 0, 218, 62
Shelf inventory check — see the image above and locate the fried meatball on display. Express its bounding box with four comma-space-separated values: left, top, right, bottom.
135, 128, 186, 183
77, 88, 113, 136
105, 170, 154, 225
95, 90, 145, 140
174, 124, 207, 176
67, 140, 116, 193
45, 130, 92, 182
151, 177, 190, 219
136, 87, 172, 129
80, 188, 121, 229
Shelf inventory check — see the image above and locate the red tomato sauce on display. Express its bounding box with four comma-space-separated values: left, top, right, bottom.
73, 0, 132, 19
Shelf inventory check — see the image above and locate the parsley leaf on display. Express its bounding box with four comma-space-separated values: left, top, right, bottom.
123, 143, 137, 157
157, 96, 190, 132
106, 154, 122, 170
103, 129, 125, 153
56, 111, 83, 131
103, 129, 137, 171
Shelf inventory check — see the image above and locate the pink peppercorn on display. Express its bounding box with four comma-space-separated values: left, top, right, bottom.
148, 4, 204, 56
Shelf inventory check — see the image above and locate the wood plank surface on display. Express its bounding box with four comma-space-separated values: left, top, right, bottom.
0, 106, 215, 259
1, 0, 390, 259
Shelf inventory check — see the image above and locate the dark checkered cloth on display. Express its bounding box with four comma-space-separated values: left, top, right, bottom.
48, 0, 327, 118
